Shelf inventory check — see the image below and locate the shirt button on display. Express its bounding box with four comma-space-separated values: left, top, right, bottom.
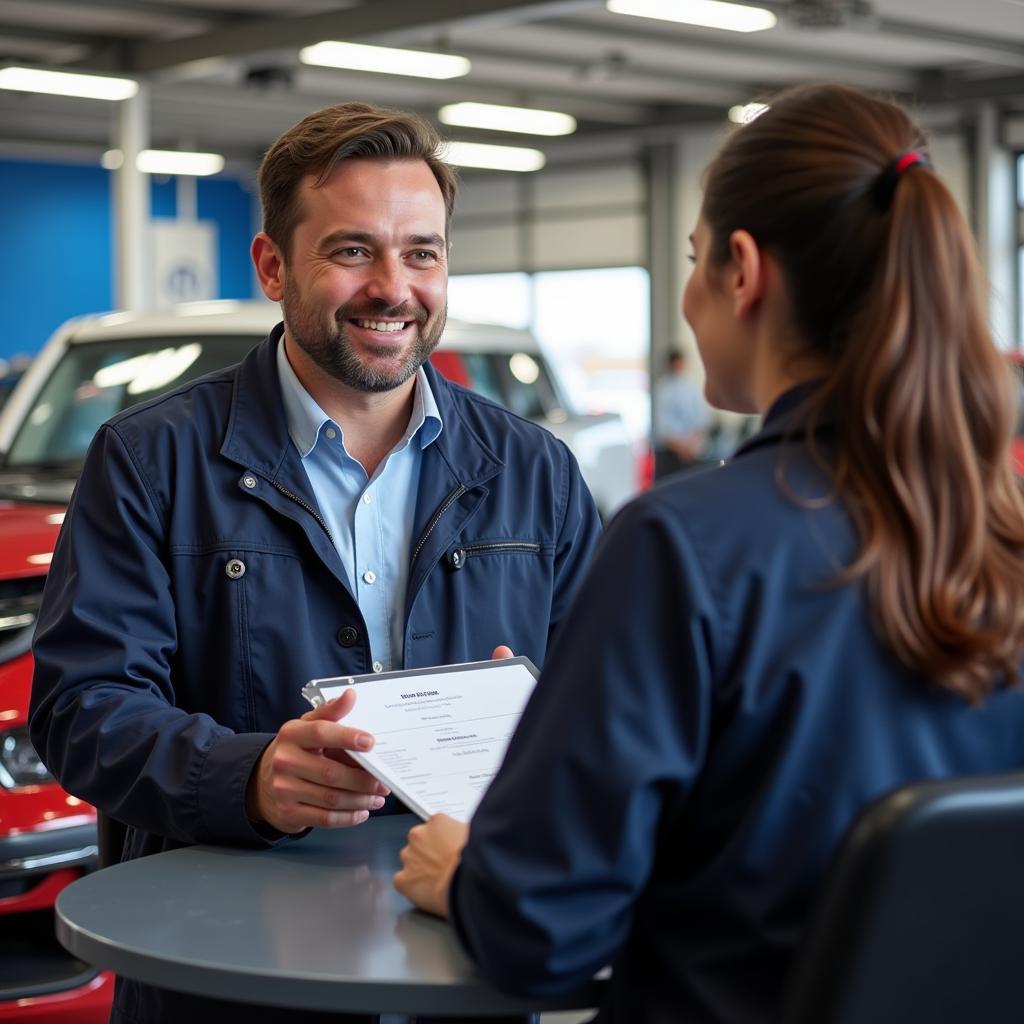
372, 661, 384, 673
225, 558, 246, 579
242, 474, 257, 489
362, 492, 372, 505
325, 427, 337, 439
337, 626, 359, 647
362, 570, 376, 585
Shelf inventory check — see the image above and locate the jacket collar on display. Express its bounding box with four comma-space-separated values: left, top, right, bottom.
734, 378, 831, 459
221, 325, 503, 492
220, 324, 296, 481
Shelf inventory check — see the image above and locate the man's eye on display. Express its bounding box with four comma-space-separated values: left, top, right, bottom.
332, 247, 365, 259
411, 251, 437, 261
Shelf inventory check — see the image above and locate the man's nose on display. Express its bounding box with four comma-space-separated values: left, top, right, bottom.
364, 257, 411, 308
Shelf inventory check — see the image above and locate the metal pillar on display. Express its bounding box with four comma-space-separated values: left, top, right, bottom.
113, 83, 151, 310
973, 102, 1015, 348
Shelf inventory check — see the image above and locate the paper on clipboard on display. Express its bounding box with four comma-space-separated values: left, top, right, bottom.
301, 657, 538, 823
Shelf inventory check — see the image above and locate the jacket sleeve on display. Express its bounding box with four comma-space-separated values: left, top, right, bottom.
449, 490, 719, 995
547, 443, 603, 645
29, 424, 277, 847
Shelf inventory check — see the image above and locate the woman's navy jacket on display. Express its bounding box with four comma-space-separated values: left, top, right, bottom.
451, 385, 1024, 1024
29, 327, 601, 862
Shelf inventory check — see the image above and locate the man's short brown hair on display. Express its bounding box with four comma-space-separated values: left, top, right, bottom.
258, 101, 458, 257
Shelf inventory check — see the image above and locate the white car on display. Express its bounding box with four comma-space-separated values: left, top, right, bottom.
0, 301, 639, 517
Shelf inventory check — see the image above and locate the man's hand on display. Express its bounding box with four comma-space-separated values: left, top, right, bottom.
394, 814, 470, 918
246, 688, 390, 833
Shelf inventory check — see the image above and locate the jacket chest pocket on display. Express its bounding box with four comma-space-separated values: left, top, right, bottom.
445, 540, 542, 570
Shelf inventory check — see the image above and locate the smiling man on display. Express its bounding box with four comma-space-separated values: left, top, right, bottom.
29, 102, 601, 1024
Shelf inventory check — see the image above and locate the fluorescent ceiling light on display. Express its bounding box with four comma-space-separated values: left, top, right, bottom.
0, 66, 138, 100
103, 149, 225, 176
439, 102, 576, 137
300, 41, 470, 79
607, 0, 777, 33
441, 141, 546, 173
728, 102, 769, 123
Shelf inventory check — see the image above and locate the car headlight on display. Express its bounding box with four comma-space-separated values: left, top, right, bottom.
0, 727, 54, 788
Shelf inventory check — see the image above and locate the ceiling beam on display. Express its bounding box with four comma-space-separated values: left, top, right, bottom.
543, 15, 907, 77
914, 70, 1024, 104
0, 23, 102, 48
875, 16, 1024, 67
79, 0, 577, 73
36, 0, 236, 20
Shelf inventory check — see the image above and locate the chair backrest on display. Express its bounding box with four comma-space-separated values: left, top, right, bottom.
779, 771, 1024, 1024
96, 811, 128, 869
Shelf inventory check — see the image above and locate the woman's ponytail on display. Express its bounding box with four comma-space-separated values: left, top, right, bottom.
702, 83, 1024, 702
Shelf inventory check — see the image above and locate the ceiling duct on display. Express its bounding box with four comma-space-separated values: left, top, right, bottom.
786, 0, 875, 28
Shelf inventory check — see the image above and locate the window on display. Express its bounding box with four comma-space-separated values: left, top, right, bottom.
1017, 154, 1024, 348
450, 267, 651, 442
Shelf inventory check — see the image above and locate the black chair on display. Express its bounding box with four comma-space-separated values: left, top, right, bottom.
779, 771, 1024, 1024
96, 811, 128, 869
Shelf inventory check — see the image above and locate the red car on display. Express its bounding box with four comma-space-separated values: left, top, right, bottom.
0, 313, 260, 1020
0, 505, 113, 1020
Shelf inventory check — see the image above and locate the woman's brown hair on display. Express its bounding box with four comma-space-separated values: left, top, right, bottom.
702, 83, 1024, 702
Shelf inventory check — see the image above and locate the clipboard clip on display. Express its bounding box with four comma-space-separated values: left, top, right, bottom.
301, 677, 355, 708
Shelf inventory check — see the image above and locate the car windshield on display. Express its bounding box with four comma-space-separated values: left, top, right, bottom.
4, 335, 259, 471
429, 350, 568, 421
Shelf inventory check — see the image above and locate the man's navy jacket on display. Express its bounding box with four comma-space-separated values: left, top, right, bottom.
29, 328, 601, 865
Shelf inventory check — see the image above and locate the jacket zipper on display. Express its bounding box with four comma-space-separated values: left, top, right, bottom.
270, 479, 334, 544
461, 542, 541, 556
411, 484, 467, 566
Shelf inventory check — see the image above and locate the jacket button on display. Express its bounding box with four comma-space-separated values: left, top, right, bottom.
337, 626, 359, 647
448, 547, 466, 570
225, 558, 246, 579
242, 474, 257, 489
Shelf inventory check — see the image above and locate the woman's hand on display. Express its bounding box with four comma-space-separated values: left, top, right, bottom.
394, 814, 470, 918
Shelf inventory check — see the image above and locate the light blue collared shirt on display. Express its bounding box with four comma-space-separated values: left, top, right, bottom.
276, 340, 443, 672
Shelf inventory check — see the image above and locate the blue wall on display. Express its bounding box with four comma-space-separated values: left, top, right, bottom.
0, 160, 257, 361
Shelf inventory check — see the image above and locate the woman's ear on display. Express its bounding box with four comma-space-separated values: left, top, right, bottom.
728, 229, 764, 320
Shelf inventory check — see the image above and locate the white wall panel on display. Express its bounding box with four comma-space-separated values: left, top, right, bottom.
529, 211, 645, 270
449, 222, 522, 275
452, 174, 520, 218
532, 164, 644, 211
451, 157, 646, 274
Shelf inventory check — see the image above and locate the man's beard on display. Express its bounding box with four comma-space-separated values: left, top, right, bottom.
282, 277, 446, 393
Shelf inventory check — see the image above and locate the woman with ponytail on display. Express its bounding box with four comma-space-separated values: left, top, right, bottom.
394, 84, 1024, 1024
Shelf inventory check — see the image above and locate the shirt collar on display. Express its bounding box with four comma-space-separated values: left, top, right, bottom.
276, 337, 443, 459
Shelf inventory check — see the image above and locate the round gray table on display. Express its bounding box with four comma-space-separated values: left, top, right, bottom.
55, 814, 605, 1016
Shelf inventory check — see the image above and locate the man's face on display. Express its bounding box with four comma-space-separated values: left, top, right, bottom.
281, 158, 448, 393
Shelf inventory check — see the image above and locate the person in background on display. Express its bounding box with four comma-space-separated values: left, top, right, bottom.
393, 82, 1024, 1024
29, 101, 600, 1024
652, 347, 711, 479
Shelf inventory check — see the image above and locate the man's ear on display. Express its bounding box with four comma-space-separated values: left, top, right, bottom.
252, 232, 286, 302
728, 229, 764, 320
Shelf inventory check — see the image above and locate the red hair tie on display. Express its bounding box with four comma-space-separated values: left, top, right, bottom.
875, 149, 931, 210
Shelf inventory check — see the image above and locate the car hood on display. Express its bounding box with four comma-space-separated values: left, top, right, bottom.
0, 468, 76, 507
0, 495, 65, 577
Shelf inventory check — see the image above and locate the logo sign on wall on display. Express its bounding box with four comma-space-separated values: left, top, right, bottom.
151, 219, 218, 308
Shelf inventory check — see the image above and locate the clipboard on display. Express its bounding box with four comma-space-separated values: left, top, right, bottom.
302, 657, 539, 822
